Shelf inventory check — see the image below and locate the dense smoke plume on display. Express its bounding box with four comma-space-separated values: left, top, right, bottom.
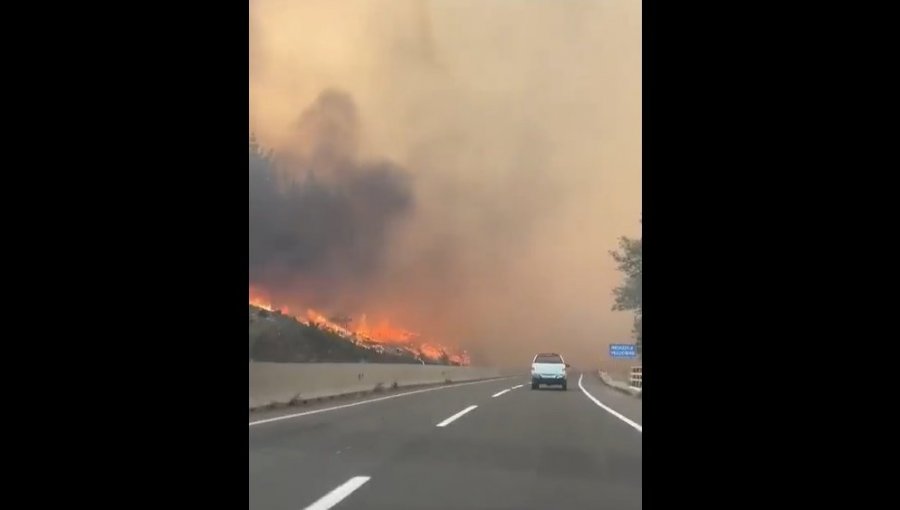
249, 89, 414, 312
250, 0, 642, 368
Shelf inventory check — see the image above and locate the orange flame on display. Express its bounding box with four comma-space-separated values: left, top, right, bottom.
249, 287, 274, 311
304, 309, 355, 337
249, 287, 469, 365
356, 315, 418, 344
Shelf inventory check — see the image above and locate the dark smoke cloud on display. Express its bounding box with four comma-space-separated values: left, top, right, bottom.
293, 89, 361, 169
249, 89, 414, 308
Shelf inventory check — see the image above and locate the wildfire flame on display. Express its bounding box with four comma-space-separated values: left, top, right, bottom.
356, 315, 419, 343
249, 287, 470, 365
249, 294, 273, 312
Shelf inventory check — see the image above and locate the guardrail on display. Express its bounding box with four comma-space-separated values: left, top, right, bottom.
630, 366, 642, 389
249, 362, 504, 410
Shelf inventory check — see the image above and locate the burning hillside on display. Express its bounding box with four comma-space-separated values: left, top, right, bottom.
249, 287, 469, 365
249, 90, 471, 367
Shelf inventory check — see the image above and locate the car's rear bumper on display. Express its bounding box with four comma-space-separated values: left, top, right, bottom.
532, 376, 567, 385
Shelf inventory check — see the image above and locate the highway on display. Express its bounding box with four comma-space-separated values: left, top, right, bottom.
249, 372, 642, 510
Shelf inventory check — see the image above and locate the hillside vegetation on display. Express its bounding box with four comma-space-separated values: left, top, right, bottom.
249, 305, 438, 364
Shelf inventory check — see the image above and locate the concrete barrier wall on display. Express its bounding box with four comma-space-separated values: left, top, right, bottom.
250, 362, 504, 409
598, 370, 642, 397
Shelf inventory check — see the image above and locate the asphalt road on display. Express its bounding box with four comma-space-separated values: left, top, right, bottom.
249, 372, 642, 510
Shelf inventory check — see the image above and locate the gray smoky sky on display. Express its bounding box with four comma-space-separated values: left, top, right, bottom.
250, 0, 642, 368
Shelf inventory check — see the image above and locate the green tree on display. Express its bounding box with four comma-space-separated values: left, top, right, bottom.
610, 223, 642, 356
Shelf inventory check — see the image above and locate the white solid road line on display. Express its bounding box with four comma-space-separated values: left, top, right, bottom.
578, 374, 642, 433
511, 384, 524, 389
436, 405, 478, 427
249, 377, 512, 427
303, 476, 371, 510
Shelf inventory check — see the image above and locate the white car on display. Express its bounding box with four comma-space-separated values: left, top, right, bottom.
531, 352, 569, 390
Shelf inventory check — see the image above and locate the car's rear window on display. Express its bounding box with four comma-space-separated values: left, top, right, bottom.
534, 354, 563, 364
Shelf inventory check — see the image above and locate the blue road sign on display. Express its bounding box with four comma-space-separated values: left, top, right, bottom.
609, 343, 637, 359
